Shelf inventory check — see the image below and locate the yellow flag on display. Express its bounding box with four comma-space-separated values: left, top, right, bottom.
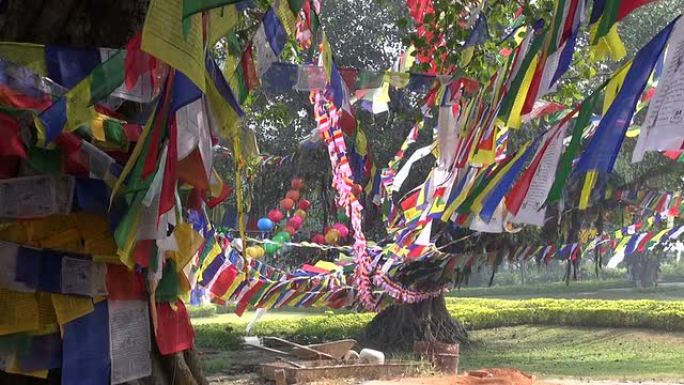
507, 55, 539, 129
51, 294, 94, 325
603, 60, 632, 114
320, 35, 333, 81
0, 289, 39, 335
314, 261, 341, 272
579, 171, 598, 209
172, 223, 204, 271
199, 240, 222, 276
650, 228, 671, 245
313, 292, 333, 308
37, 292, 59, 335
261, 289, 281, 309
141, 0, 206, 91
471, 141, 531, 214
615, 235, 632, 252
111, 101, 157, 202
5, 364, 48, 379
470, 125, 499, 166
66, 80, 96, 133
208, 6, 239, 45
223, 272, 246, 301
90, 115, 107, 142
269, 0, 297, 37
0, 42, 47, 75
355, 129, 368, 156
591, 23, 627, 61
442, 170, 480, 221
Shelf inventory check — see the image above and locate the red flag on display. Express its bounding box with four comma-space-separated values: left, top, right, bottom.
55, 132, 89, 175
155, 300, 195, 355
338, 67, 358, 92
133, 239, 156, 268
205, 183, 232, 208
617, 0, 657, 21
0, 85, 51, 110
235, 280, 265, 316
242, 44, 260, 91
106, 264, 146, 300
124, 32, 157, 91
637, 232, 655, 253
521, 55, 547, 115
0, 113, 26, 159
177, 149, 210, 190
210, 265, 238, 298
143, 73, 175, 178
158, 118, 177, 218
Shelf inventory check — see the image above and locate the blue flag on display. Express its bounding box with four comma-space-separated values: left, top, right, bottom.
62, 300, 110, 385
575, 18, 678, 174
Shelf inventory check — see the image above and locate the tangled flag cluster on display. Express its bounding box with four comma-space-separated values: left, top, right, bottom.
1, 0, 684, 382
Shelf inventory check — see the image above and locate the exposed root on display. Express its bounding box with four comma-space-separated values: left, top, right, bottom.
361, 296, 469, 352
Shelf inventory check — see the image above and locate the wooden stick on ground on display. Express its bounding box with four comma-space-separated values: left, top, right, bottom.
264, 337, 340, 362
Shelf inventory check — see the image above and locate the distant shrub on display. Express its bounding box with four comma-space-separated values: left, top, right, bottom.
661, 261, 684, 281
187, 305, 217, 318
449, 280, 633, 297
216, 305, 236, 314
194, 324, 243, 351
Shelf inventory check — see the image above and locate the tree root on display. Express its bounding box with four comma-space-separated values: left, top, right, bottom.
361, 296, 469, 353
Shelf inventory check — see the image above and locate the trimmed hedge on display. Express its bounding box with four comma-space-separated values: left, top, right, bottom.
445, 298, 684, 331
194, 298, 684, 351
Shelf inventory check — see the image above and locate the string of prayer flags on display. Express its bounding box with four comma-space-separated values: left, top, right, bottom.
37, 50, 126, 144
546, 92, 600, 205
0, 57, 57, 111
498, 30, 546, 129
508, 122, 567, 226
574, 18, 678, 208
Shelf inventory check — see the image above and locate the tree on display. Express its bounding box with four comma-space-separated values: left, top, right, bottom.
224, 0, 684, 351
357, 0, 684, 351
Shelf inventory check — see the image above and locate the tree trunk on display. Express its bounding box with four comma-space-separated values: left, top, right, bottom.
361, 296, 469, 353
633, 254, 660, 289
0, 0, 148, 47
0, 321, 208, 385
0, 1, 209, 385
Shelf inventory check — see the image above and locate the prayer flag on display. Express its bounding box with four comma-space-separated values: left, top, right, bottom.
575, 20, 676, 176
62, 301, 110, 385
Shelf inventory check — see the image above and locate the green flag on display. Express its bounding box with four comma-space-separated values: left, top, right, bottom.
546, 92, 599, 204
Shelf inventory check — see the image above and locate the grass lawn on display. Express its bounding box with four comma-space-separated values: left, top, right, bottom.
462, 325, 684, 381
199, 325, 684, 382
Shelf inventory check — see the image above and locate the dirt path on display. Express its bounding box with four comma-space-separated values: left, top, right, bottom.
363, 377, 681, 385
208, 369, 684, 385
